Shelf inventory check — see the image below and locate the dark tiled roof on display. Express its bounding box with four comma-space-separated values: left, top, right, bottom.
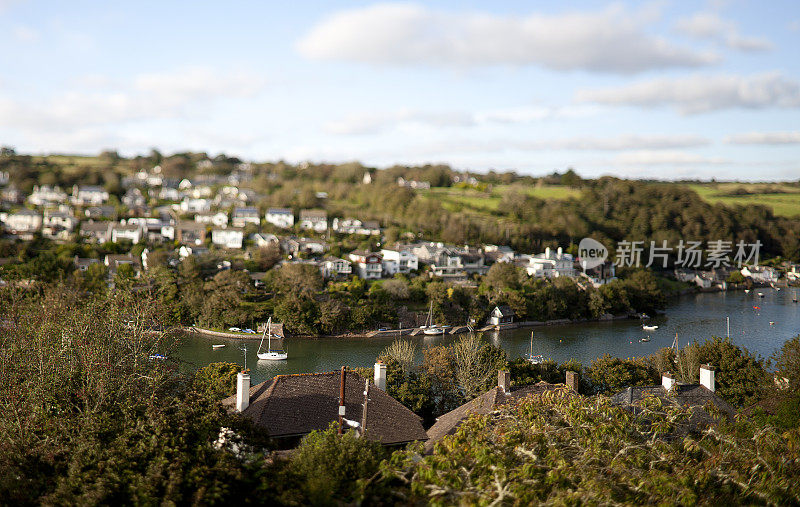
223, 371, 427, 445
611, 384, 735, 427
425, 382, 563, 451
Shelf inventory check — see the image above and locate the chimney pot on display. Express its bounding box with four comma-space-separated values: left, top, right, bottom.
662, 372, 675, 391
235, 371, 251, 412
498, 370, 511, 393
374, 361, 387, 391
565, 370, 579, 392
699, 364, 715, 392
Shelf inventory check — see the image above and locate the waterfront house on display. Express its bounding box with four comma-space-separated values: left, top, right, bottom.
319, 256, 353, 279
611, 366, 735, 430
72, 185, 109, 206
527, 247, 576, 279
211, 227, 245, 249
582, 261, 616, 287
223, 367, 428, 449
299, 209, 328, 232
429, 247, 488, 279
195, 211, 229, 228
488, 305, 515, 326
232, 207, 261, 228
425, 371, 578, 453
265, 208, 295, 229
176, 221, 207, 246
380, 248, 418, 275
80, 221, 112, 243
740, 265, 780, 284
348, 250, 383, 279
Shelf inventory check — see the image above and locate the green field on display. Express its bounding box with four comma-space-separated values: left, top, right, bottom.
422, 184, 581, 214
688, 183, 800, 218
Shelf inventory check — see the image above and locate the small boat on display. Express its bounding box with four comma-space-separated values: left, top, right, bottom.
212, 344, 226, 349
149, 354, 167, 360
757, 292, 765, 298
421, 301, 445, 335
526, 331, 544, 364
744, 289, 750, 294
257, 317, 288, 361
640, 337, 651, 343
769, 321, 776, 326
642, 324, 658, 331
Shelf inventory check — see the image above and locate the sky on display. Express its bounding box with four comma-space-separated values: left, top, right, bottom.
1, 0, 799, 180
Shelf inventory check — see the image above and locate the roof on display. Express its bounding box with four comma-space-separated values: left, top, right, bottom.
493, 305, 514, 316
222, 371, 427, 445
80, 221, 111, 232
611, 384, 735, 428
267, 207, 293, 214
234, 207, 259, 215
300, 209, 327, 219
425, 382, 563, 451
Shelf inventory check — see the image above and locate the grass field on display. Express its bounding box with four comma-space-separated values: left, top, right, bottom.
422, 184, 581, 214
688, 183, 800, 218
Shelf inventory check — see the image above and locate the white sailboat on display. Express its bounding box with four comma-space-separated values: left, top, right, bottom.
526, 331, 544, 364
642, 324, 658, 331
422, 301, 446, 335
257, 317, 287, 361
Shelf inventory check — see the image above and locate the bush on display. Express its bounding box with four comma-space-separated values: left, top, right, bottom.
194, 362, 240, 399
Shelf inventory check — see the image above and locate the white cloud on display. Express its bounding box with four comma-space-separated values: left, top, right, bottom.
0, 67, 269, 131
12, 25, 38, 43
325, 109, 474, 135
297, 3, 718, 73
725, 131, 800, 145
676, 12, 772, 51
520, 135, 710, 151
575, 72, 800, 114
611, 150, 728, 165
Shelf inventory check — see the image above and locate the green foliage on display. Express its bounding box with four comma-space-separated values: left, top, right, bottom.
194, 362, 240, 400
287, 423, 385, 505
586, 354, 660, 394
383, 388, 800, 504
694, 336, 766, 407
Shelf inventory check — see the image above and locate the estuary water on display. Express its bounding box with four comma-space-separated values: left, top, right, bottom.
174, 288, 800, 386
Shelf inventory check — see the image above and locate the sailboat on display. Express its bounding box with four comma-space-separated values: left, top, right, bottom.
422, 301, 446, 335
642, 324, 658, 331
257, 317, 287, 361
792, 291, 797, 303
526, 331, 544, 364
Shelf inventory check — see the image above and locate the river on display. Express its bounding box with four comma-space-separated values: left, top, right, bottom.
174, 288, 800, 386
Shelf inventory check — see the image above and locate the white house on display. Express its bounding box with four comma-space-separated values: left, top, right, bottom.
266, 208, 294, 229
488, 306, 514, 326
211, 227, 244, 249
527, 247, 576, 279
741, 265, 780, 283
232, 207, 260, 228
332, 218, 381, 236
80, 221, 112, 243
178, 245, 209, 258
2, 209, 42, 233
380, 248, 418, 275
158, 186, 182, 201
72, 185, 109, 206
348, 250, 383, 280
42, 210, 78, 240
319, 257, 353, 279
195, 211, 229, 227
111, 223, 145, 244
251, 233, 279, 248
29, 185, 68, 206
299, 209, 328, 233
180, 197, 212, 214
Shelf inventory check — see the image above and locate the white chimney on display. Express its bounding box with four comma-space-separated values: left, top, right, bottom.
236, 371, 250, 412
374, 361, 387, 391
699, 364, 715, 392
662, 372, 675, 391
557, 246, 563, 258
498, 370, 511, 393
545, 247, 551, 258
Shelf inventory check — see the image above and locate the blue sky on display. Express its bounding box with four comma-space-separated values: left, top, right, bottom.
1, 0, 799, 180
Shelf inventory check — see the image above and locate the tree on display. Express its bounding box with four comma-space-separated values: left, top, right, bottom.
265, 263, 323, 296
694, 336, 766, 407
586, 354, 660, 394
199, 270, 252, 328
452, 333, 507, 399
194, 362, 240, 399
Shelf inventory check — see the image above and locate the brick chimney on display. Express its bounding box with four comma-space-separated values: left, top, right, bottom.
699, 364, 715, 392
498, 370, 510, 393
235, 371, 250, 412
662, 372, 675, 391
374, 361, 387, 391
565, 370, 579, 392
